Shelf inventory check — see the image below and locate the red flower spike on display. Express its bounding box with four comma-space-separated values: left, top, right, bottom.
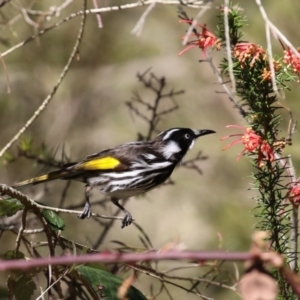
221, 125, 274, 167
279, 39, 300, 81
178, 20, 217, 58
261, 61, 282, 82
289, 182, 300, 207
233, 43, 266, 67
283, 48, 300, 81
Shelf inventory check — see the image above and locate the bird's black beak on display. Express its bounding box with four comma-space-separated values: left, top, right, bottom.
193, 129, 216, 138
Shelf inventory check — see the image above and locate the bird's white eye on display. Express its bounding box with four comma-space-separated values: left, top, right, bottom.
184, 133, 190, 139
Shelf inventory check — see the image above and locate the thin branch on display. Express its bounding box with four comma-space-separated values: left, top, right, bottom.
91, 0, 103, 28
0, 250, 253, 271
50, 0, 74, 18
288, 156, 298, 272
255, 0, 279, 97
182, 2, 212, 46
0, 0, 10, 7
127, 70, 182, 140
0, 1, 87, 157
1, 1, 205, 59
291, 204, 299, 272
0, 184, 126, 222
254, 0, 300, 60
131, 2, 156, 36
23, 228, 45, 234
205, 55, 247, 117
21, 8, 39, 28
0, 52, 11, 93
93, 205, 125, 249
223, 0, 236, 93
128, 264, 236, 291
275, 152, 299, 272
36, 267, 69, 300
15, 209, 27, 254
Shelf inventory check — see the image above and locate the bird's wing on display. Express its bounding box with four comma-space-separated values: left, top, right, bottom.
72, 155, 126, 171
72, 141, 164, 172
12, 152, 129, 189
70, 147, 132, 172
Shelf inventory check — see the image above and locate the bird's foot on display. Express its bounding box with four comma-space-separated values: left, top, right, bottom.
121, 211, 133, 228
78, 202, 92, 219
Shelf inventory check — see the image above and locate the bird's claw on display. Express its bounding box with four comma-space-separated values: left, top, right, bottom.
121, 211, 133, 228
78, 202, 92, 219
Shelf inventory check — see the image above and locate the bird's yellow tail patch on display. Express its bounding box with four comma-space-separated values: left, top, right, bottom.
34, 174, 50, 182
13, 173, 54, 189
76, 156, 120, 171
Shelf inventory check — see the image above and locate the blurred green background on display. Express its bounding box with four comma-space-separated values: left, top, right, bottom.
1, 0, 300, 299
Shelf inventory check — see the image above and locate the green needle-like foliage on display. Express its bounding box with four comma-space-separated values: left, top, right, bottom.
217, 6, 297, 298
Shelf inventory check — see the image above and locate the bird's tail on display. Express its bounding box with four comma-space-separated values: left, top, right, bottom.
12, 169, 69, 190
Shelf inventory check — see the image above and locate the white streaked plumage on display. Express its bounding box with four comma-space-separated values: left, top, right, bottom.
143, 153, 157, 160
189, 140, 195, 150
87, 162, 172, 182
162, 141, 181, 159
12, 127, 215, 228
131, 160, 172, 169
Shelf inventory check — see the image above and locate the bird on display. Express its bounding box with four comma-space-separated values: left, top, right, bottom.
12, 127, 215, 228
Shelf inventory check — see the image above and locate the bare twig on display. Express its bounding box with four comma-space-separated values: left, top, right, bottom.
206, 55, 247, 117
1, 1, 205, 59
21, 8, 39, 28
0, 184, 126, 223
181, 2, 212, 46
92, 203, 127, 249
273, 152, 298, 272
181, 151, 207, 174
131, 2, 156, 36
15, 209, 27, 255
287, 157, 298, 272
0, 250, 253, 271
128, 263, 236, 291
223, 0, 236, 93
0, 0, 87, 157
23, 228, 45, 234
0, 0, 10, 8
49, 0, 74, 18
255, 0, 300, 60
0, 53, 11, 93
291, 202, 299, 272
92, 0, 103, 28
127, 70, 182, 140
36, 267, 69, 300
255, 0, 279, 97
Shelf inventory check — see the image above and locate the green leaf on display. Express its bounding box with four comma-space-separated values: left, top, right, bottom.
2, 250, 34, 299
2, 250, 25, 260
8, 272, 36, 300
42, 209, 65, 231
0, 198, 24, 217
0, 286, 9, 298
75, 265, 146, 300
19, 135, 33, 152
0, 151, 15, 165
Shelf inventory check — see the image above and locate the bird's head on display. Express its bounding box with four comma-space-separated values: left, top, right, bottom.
154, 128, 216, 162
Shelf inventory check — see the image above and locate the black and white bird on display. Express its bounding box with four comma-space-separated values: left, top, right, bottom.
13, 128, 215, 228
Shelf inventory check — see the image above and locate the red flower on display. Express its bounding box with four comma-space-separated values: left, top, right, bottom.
221, 125, 274, 166
233, 43, 266, 67
279, 39, 300, 81
283, 47, 300, 81
261, 60, 282, 81
178, 20, 217, 57
289, 181, 300, 207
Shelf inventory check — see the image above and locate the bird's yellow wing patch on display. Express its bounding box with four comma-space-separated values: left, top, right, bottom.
76, 156, 121, 171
